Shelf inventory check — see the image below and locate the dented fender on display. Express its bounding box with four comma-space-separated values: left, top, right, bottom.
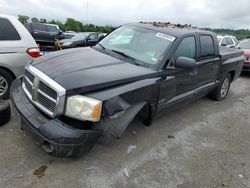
97, 102, 146, 138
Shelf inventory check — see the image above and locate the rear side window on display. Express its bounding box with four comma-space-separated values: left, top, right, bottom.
226, 37, 234, 45
32, 24, 48, 32
48, 26, 59, 34
200, 35, 215, 57
221, 38, 227, 46
0, 18, 21, 40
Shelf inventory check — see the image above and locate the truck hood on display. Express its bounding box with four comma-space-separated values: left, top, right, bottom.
31, 47, 157, 94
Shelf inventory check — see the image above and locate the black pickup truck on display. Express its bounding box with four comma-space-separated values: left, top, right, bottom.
11, 22, 244, 157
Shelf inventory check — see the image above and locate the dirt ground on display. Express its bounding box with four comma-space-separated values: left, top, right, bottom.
1, 75, 250, 188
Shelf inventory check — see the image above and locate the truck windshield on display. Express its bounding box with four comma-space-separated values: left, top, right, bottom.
99, 26, 175, 68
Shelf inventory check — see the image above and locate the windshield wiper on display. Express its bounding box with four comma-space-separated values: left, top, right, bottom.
110, 50, 140, 66
97, 43, 106, 51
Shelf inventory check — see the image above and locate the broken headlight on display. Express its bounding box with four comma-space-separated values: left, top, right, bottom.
65, 95, 102, 122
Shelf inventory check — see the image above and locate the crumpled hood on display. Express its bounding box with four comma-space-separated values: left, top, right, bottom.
31, 47, 156, 94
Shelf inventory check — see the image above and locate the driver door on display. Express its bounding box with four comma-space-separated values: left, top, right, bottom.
158, 36, 199, 108
86, 33, 99, 46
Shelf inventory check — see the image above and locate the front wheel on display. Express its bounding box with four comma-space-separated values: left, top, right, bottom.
210, 73, 231, 101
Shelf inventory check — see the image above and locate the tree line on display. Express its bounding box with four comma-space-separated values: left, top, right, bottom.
202, 28, 250, 40
18, 15, 250, 40
18, 15, 116, 33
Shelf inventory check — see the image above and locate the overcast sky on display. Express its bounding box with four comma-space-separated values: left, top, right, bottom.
0, 0, 249, 29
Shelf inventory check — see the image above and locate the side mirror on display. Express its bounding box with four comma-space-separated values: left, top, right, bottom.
175, 57, 197, 70
221, 43, 227, 46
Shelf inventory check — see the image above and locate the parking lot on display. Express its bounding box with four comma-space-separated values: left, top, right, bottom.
0, 74, 249, 188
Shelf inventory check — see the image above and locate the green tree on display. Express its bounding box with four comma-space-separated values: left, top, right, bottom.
48, 19, 57, 24
64, 18, 83, 32
17, 15, 116, 33
31, 17, 39, 23
39, 18, 47, 23
18, 15, 29, 24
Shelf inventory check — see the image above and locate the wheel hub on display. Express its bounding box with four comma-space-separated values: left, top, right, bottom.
0, 76, 8, 97
220, 78, 229, 98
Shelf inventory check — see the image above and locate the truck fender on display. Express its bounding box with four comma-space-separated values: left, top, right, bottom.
103, 96, 130, 117
98, 102, 147, 138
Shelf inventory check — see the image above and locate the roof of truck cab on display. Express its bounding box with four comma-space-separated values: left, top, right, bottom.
126, 22, 215, 38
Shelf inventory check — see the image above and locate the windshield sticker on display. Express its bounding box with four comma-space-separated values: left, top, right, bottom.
155, 33, 175, 42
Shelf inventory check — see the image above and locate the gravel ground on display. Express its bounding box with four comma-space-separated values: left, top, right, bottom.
1, 75, 250, 188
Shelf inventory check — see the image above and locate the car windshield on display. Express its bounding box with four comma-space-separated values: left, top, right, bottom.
236, 40, 250, 49
71, 33, 89, 40
99, 26, 175, 68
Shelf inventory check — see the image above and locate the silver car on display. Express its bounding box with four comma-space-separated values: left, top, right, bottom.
0, 14, 39, 99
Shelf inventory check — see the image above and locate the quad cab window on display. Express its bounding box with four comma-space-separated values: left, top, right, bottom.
169, 36, 196, 67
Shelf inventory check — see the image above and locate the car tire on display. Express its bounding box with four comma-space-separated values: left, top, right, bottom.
0, 100, 11, 126
210, 73, 232, 101
0, 69, 14, 99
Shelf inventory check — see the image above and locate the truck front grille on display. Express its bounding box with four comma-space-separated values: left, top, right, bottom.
22, 64, 66, 117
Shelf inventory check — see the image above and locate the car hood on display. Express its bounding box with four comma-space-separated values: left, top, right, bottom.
60, 38, 85, 44
60, 39, 71, 43
31, 47, 156, 94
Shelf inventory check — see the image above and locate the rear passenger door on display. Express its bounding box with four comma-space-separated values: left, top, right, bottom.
196, 34, 220, 89
31, 24, 49, 42
47, 25, 62, 40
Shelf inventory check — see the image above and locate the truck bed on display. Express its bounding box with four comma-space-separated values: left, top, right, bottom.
219, 46, 243, 61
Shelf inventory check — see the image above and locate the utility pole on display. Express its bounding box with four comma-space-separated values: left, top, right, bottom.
86, 1, 88, 24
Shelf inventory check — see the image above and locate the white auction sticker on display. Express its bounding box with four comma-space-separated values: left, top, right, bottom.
155, 33, 176, 42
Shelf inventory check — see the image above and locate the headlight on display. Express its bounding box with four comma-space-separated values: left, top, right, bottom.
65, 95, 102, 122
62, 42, 73, 46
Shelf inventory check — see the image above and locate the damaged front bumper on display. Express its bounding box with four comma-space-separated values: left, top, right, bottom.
11, 78, 103, 157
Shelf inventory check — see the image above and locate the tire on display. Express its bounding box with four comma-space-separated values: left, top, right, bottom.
138, 104, 153, 126
0, 100, 11, 126
0, 69, 14, 99
210, 73, 232, 101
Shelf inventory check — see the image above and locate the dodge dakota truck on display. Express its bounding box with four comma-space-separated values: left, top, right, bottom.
11, 22, 244, 157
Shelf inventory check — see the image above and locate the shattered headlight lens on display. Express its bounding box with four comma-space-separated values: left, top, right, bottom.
65, 95, 102, 122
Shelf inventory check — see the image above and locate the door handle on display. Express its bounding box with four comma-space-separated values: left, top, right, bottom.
189, 70, 198, 76
212, 64, 219, 69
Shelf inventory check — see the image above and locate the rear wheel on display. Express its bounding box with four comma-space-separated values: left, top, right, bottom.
0, 69, 14, 99
210, 73, 231, 101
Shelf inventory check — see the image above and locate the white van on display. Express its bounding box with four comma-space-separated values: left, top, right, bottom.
0, 14, 39, 99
